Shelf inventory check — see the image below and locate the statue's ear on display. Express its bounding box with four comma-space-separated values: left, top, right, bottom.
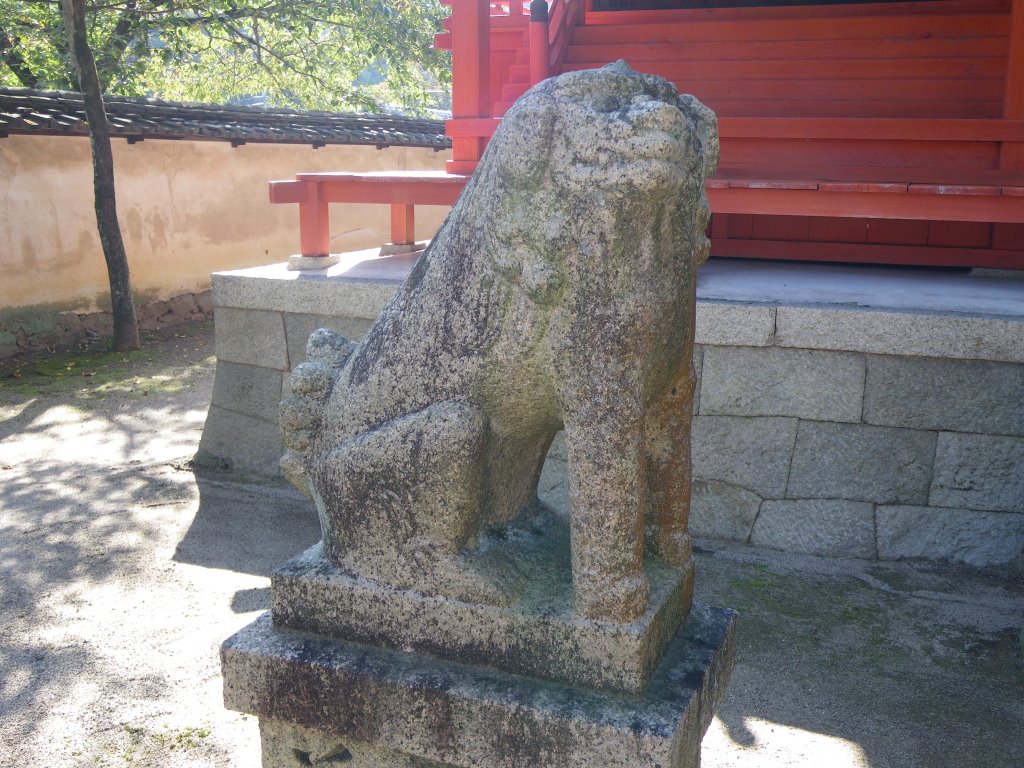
486, 93, 558, 182
678, 94, 719, 179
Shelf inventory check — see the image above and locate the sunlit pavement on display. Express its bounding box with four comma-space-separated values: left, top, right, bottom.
1, 324, 1021, 768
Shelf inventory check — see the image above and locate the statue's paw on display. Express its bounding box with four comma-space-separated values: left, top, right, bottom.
280, 396, 322, 453
648, 528, 692, 567
290, 361, 334, 399
576, 571, 650, 624
404, 547, 525, 608
280, 449, 313, 497
457, 553, 527, 608
306, 328, 357, 368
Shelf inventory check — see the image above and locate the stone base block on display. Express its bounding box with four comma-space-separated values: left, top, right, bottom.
288, 254, 343, 271
379, 241, 428, 256
222, 604, 737, 768
271, 508, 692, 694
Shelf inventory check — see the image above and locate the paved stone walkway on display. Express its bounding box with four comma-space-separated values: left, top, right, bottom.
0, 322, 1020, 767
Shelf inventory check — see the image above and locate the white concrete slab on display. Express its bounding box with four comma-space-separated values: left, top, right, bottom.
696, 259, 1024, 318
213, 254, 1024, 361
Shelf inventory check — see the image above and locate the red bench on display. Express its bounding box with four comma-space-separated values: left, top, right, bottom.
268, 172, 466, 258
270, 162, 1024, 266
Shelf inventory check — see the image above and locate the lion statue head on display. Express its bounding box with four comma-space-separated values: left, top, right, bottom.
443, 60, 719, 306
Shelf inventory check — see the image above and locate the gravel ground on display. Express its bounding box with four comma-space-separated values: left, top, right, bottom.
1, 321, 1021, 768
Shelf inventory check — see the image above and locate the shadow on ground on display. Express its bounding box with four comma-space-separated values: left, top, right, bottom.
174, 473, 320, 588
1, 321, 1021, 767
694, 541, 1024, 768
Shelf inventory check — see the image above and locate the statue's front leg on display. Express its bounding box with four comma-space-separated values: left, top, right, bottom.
562, 391, 650, 624
645, 363, 696, 568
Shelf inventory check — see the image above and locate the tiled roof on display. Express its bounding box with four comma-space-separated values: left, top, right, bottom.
0, 88, 450, 150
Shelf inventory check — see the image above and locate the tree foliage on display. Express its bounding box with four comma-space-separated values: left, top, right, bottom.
0, 1, 450, 113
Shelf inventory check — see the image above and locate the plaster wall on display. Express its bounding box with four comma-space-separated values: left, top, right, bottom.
0, 134, 450, 314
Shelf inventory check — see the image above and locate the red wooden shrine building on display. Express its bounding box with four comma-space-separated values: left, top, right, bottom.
276, 0, 1024, 269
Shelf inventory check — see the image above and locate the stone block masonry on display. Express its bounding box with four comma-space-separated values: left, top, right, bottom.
201, 258, 1024, 569
691, 320, 1024, 566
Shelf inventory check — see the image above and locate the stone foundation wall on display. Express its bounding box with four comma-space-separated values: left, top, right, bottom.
199, 260, 1024, 569
690, 343, 1024, 567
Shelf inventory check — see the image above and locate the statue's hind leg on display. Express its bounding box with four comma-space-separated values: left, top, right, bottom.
312, 400, 519, 605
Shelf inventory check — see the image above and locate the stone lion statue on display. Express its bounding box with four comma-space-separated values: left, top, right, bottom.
280, 61, 718, 624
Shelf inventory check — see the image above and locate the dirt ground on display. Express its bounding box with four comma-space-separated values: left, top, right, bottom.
1, 321, 1021, 768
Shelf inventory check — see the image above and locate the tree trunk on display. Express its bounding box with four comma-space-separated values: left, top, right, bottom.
60, 0, 140, 351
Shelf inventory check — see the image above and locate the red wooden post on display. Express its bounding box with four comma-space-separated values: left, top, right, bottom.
529, 1, 551, 84
449, 0, 491, 170
1002, 0, 1024, 169
390, 204, 416, 245
299, 179, 330, 257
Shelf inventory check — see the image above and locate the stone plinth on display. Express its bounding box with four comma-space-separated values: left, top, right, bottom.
222, 604, 737, 768
271, 506, 692, 694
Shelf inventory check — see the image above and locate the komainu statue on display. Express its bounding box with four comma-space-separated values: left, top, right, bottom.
279, 61, 719, 624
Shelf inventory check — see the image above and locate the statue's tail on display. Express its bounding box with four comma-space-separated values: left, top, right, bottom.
280, 329, 357, 496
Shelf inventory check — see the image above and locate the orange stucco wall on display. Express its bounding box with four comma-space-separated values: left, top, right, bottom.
0, 134, 451, 313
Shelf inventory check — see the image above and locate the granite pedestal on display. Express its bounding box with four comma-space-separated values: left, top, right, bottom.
222, 602, 736, 768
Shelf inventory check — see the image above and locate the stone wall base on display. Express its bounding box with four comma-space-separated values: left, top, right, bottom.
0, 290, 214, 359
200, 256, 1024, 569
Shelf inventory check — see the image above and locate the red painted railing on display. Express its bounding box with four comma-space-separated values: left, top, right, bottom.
268, 1, 1024, 269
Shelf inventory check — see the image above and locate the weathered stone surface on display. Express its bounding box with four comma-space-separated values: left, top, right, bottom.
271, 513, 693, 694
689, 479, 762, 542
284, 313, 375, 368
864, 356, 1024, 437
222, 66, 735, 768
751, 499, 876, 558
214, 307, 288, 370
209, 360, 284, 421
278, 62, 719, 624
930, 432, 1024, 513
222, 604, 737, 768
287, 253, 342, 271
691, 416, 798, 499
196, 405, 283, 475
692, 345, 703, 414
701, 346, 864, 422
695, 302, 775, 347
260, 721, 444, 768
775, 306, 1024, 364
877, 505, 1024, 567
536, 430, 568, 513
787, 422, 936, 505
